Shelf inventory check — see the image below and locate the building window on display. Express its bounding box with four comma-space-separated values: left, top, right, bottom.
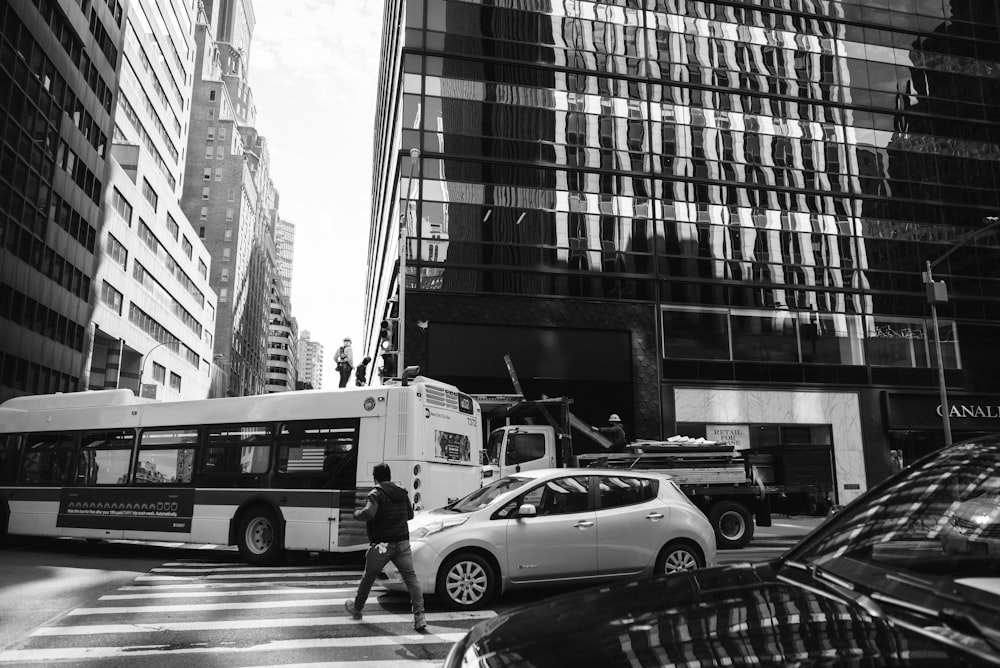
169, 372, 181, 392
214, 169, 222, 181
106, 233, 128, 270
221, 267, 229, 282
207, 127, 215, 140
199, 226, 205, 238
224, 227, 233, 241
218, 127, 226, 140
198, 258, 208, 278
100, 281, 123, 315
208, 109, 215, 119
202, 186, 210, 200
152, 362, 166, 383
227, 188, 235, 201
219, 287, 228, 302
203, 168, 212, 180
215, 146, 224, 159
112, 188, 132, 226
200, 206, 208, 220
205, 147, 213, 159
166, 214, 179, 240
226, 208, 234, 221
142, 179, 158, 212
222, 247, 231, 261
182, 236, 193, 259
209, 89, 216, 101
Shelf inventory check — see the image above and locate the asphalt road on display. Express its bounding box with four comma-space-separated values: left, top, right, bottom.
0, 516, 827, 667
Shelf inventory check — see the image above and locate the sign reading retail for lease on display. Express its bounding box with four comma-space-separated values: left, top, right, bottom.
707, 424, 750, 451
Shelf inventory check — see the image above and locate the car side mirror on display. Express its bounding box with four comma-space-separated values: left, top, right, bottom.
518, 503, 537, 518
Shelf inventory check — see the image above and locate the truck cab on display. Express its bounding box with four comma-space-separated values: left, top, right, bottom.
482, 424, 559, 482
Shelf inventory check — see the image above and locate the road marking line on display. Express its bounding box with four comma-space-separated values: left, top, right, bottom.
151, 565, 348, 573
34, 612, 495, 636
70, 598, 363, 614
101, 587, 356, 600
136, 570, 357, 581
0, 633, 468, 662
234, 663, 441, 668
118, 579, 360, 590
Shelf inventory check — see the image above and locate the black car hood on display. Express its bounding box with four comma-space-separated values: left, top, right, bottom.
451, 561, 996, 667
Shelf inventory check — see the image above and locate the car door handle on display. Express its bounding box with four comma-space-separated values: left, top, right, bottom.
645, 512, 664, 521
573, 520, 594, 529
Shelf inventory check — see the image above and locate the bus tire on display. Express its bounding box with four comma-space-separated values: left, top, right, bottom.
709, 501, 754, 549
437, 551, 497, 611
654, 539, 704, 575
237, 505, 284, 566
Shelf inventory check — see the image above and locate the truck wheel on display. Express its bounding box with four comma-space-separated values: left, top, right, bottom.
237, 505, 284, 566
437, 552, 497, 611
709, 501, 754, 549
654, 540, 704, 575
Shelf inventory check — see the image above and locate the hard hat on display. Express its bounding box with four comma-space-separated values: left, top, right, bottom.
608, 414, 621, 423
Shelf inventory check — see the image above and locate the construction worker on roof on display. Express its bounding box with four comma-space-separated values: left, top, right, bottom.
591, 413, 627, 453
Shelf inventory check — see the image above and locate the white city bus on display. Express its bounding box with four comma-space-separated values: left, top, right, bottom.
0, 376, 482, 564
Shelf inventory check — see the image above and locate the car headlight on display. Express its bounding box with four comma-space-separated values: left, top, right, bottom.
410, 516, 469, 540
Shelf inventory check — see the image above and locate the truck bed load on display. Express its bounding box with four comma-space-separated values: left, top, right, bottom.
576, 439, 753, 487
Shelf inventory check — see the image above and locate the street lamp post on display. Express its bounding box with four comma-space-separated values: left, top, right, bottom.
397, 147, 420, 376
137, 340, 180, 396
922, 215, 1000, 448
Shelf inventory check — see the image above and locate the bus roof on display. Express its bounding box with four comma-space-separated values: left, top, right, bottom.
0, 389, 150, 411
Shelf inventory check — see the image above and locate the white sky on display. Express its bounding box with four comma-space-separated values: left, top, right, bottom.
248, 0, 384, 385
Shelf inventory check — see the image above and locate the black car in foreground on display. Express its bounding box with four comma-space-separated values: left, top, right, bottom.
444, 436, 1000, 667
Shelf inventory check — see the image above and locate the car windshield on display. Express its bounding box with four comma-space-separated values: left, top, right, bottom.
448, 475, 531, 513
785, 437, 1000, 638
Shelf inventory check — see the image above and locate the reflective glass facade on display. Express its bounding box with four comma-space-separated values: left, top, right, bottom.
366, 0, 1000, 489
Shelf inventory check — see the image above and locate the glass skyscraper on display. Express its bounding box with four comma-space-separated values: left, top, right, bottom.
365, 0, 1000, 507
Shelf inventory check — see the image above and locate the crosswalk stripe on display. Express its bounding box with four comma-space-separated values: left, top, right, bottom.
0, 632, 468, 662
235, 663, 441, 668
151, 565, 346, 573
118, 579, 358, 590
34, 611, 496, 636
136, 570, 354, 581
234, 662, 441, 668
101, 586, 355, 600
70, 598, 358, 614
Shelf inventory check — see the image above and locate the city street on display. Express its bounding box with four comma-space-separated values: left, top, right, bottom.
0, 516, 825, 667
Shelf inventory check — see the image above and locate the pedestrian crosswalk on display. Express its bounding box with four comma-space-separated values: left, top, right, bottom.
0, 559, 495, 667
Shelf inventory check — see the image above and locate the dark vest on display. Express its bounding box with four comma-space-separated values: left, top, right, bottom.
366, 487, 411, 543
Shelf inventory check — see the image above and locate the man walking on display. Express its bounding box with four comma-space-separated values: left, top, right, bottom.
344, 463, 426, 631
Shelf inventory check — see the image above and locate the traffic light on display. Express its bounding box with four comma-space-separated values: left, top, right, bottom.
378, 318, 398, 379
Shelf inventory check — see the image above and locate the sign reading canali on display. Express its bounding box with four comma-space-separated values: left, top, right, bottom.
884, 392, 1000, 431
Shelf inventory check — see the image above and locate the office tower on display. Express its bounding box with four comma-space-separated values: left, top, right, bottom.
366, 1, 1000, 509
296, 329, 323, 390
274, 216, 294, 302
183, 0, 277, 397
87, 0, 217, 401
1, 0, 119, 401
266, 252, 296, 393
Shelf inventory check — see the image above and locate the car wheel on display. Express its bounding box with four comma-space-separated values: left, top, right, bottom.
709, 500, 754, 549
237, 505, 284, 566
655, 540, 704, 575
437, 552, 497, 611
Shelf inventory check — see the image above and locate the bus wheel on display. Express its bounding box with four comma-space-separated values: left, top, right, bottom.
437, 552, 497, 611
237, 505, 284, 566
709, 501, 754, 549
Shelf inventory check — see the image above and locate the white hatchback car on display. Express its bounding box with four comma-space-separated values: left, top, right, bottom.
381, 468, 717, 610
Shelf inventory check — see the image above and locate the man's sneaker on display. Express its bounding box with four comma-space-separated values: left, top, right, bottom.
344, 600, 362, 620
414, 611, 427, 632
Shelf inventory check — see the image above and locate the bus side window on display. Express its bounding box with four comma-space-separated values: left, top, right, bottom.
78, 429, 135, 485
135, 428, 198, 484
202, 424, 272, 478
0, 434, 23, 484
276, 419, 359, 489
18, 432, 75, 484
